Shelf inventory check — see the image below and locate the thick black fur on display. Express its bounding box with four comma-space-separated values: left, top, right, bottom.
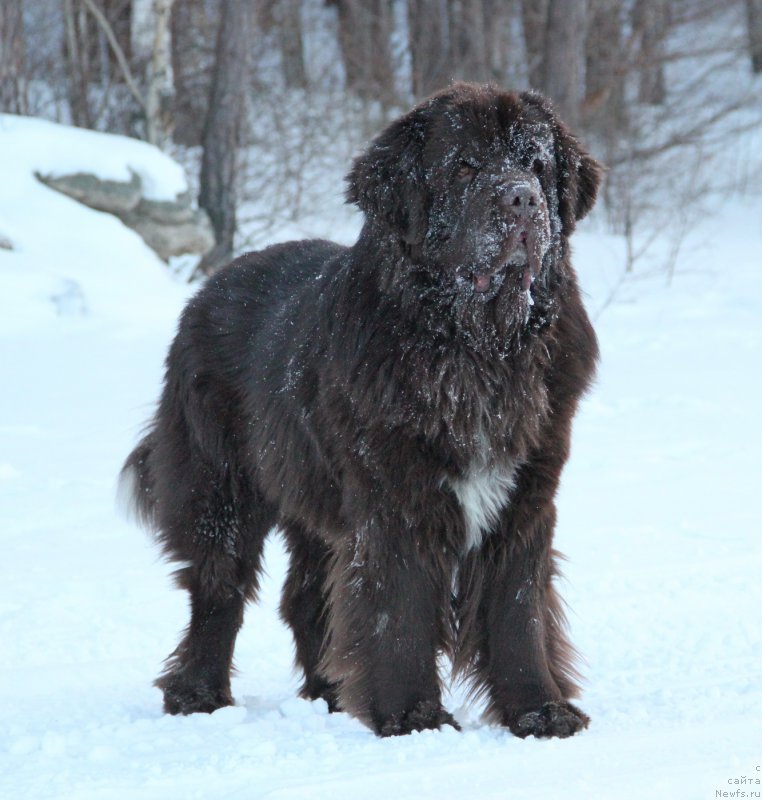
121, 83, 602, 738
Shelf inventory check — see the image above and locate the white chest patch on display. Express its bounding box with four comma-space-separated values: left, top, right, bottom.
450, 463, 519, 551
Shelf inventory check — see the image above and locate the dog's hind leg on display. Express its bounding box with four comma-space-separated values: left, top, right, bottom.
279, 526, 340, 711
154, 479, 277, 715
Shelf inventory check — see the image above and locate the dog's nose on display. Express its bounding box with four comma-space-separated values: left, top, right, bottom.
501, 182, 540, 215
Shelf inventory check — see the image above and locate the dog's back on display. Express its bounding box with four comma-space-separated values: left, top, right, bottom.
119, 238, 345, 533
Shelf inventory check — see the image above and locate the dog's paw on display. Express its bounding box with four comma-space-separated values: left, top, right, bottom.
508, 701, 589, 739
300, 676, 341, 713
376, 699, 461, 737
156, 671, 233, 716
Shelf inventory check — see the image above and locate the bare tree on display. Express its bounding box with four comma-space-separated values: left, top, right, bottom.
273, 0, 308, 89
520, 0, 548, 89
329, 0, 396, 107
197, 0, 253, 275
62, 0, 94, 127
482, 0, 514, 83
746, 0, 762, 73
585, 0, 626, 141
131, 0, 153, 63
126, 0, 175, 143
0, 0, 29, 113
77, 0, 160, 136
540, 0, 586, 128
448, 0, 490, 83
144, 0, 175, 145
407, 0, 450, 98
171, 0, 215, 146
633, 0, 667, 104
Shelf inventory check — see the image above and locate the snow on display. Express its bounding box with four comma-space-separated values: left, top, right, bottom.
2, 117, 761, 800
0, 114, 188, 200
0, 115, 191, 334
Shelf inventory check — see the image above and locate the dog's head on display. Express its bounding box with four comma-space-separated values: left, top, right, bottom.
346, 83, 602, 304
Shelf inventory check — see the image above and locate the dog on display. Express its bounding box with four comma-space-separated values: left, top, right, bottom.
121, 82, 602, 738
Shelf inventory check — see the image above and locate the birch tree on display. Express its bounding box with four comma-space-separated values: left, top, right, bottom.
145, 0, 174, 145
132, 0, 174, 145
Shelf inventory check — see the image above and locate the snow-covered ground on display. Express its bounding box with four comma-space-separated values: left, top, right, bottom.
1, 115, 761, 800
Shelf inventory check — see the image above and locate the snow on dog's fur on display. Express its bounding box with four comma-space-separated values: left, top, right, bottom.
121, 83, 602, 738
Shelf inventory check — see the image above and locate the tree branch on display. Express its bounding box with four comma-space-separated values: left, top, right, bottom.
79, 0, 147, 113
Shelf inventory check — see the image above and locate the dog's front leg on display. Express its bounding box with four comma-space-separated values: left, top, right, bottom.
320, 519, 457, 736
458, 452, 590, 739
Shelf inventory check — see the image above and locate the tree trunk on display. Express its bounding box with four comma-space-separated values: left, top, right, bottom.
197, 0, 253, 276
746, 0, 762, 73
482, 0, 512, 83
633, 0, 667, 105
0, 0, 28, 114
275, 0, 308, 89
145, 0, 175, 146
448, 0, 490, 83
540, 0, 586, 128
171, 0, 213, 146
332, 0, 396, 106
63, 0, 93, 128
407, 0, 450, 98
101, 0, 132, 80
585, 0, 626, 139
370, 1, 397, 106
131, 0, 154, 65
520, 0, 548, 90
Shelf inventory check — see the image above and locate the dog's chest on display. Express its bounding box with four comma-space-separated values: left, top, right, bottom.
449, 460, 519, 551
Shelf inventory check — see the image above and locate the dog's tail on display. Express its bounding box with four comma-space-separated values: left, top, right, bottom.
117, 434, 157, 529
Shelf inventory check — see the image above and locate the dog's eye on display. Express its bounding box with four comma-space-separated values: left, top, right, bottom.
456, 161, 478, 182
532, 158, 545, 176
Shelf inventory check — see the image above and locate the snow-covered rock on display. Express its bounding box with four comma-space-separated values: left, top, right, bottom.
36, 169, 214, 261
35, 169, 143, 214
0, 114, 193, 332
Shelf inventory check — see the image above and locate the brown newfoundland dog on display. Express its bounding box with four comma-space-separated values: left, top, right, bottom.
121, 83, 602, 739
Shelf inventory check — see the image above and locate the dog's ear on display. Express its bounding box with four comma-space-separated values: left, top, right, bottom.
345, 109, 428, 245
569, 147, 604, 223
520, 92, 604, 235
555, 127, 604, 234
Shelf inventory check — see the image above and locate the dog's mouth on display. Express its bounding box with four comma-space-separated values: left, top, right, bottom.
472, 264, 509, 293
470, 230, 542, 299
472, 265, 506, 294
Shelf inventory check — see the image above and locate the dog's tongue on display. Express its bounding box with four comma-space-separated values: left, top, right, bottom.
473, 273, 492, 292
